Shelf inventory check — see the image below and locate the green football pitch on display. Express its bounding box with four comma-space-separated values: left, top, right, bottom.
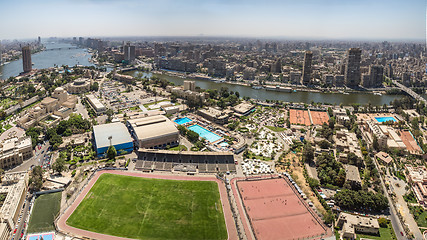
27, 192, 62, 233
67, 173, 228, 240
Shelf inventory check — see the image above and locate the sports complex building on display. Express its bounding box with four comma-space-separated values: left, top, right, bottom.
93, 122, 133, 157
126, 115, 179, 149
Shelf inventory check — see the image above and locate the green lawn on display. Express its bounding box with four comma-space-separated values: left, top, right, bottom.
265, 126, 286, 132
143, 99, 171, 108
415, 209, 427, 227
27, 192, 62, 233
356, 223, 396, 240
67, 174, 227, 240
168, 145, 188, 151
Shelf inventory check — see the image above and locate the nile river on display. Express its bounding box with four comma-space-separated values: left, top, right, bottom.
128, 70, 406, 105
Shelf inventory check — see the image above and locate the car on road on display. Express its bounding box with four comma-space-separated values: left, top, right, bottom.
400, 231, 404, 236
13, 228, 17, 234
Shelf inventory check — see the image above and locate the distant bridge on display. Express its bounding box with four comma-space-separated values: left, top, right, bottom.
393, 80, 427, 103
44, 46, 79, 51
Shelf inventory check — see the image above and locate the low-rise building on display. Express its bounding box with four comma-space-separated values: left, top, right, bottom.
126, 115, 179, 149
197, 107, 231, 125
375, 151, 393, 165
86, 94, 106, 114
344, 164, 362, 190
232, 102, 255, 117
0, 133, 32, 170
93, 122, 133, 157
336, 212, 380, 239
68, 78, 91, 94
406, 165, 427, 206
17, 87, 77, 129
334, 129, 363, 159
0, 172, 28, 240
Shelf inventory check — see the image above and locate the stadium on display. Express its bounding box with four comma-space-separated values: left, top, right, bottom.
56, 170, 237, 240
135, 148, 236, 173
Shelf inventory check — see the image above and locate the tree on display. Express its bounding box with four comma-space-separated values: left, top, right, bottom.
348, 152, 363, 167
318, 140, 331, 149
29, 166, 43, 192
378, 218, 388, 228
107, 145, 117, 160
177, 125, 188, 135
372, 135, 379, 151
52, 157, 66, 175
90, 82, 99, 91
187, 130, 199, 143
302, 142, 314, 162
328, 117, 335, 129
317, 152, 345, 187
327, 107, 333, 117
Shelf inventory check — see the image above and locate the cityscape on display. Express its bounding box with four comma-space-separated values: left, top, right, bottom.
0, 0, 426, 240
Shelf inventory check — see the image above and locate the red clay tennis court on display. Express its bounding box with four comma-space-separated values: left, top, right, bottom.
289, 109, 311, 126
236, 178, 329, 240
399, 130, 422, 153
310, 110, 329, 125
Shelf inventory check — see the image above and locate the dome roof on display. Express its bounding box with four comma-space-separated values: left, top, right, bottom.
55, 87, 64, 92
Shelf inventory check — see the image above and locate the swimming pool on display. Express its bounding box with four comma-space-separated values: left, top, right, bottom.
188, 124, 222, 143
174, 117, 192, 125
375, 116, 397, 123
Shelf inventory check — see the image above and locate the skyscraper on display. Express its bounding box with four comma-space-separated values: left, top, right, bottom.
301, 51, 312, 85
369, 65, 384, 88
124, 43, 136, 62
22, 46, 32, 73
38, 36, 41, 45
344, 48, 362, 87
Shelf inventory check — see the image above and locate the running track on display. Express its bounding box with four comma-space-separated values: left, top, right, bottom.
56, 170, 238, 240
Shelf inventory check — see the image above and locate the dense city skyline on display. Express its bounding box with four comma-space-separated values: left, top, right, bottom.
0, 0, 425, 41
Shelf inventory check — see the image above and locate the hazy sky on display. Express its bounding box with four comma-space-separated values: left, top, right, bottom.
0, 0, 425, 41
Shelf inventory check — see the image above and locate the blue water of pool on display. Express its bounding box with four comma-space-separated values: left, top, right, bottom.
174, 117, 192, 125
375, 117, 397, 123
219, 142, 229, 147
188, 124, 222, 143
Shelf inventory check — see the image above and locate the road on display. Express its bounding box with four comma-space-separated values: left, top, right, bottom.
8, 142, 50, 240
372, 157, 407, 240
75, 96, 89, 120
8, 142, 50, 173
387, 173, 423, 240
11, 193, 32, 240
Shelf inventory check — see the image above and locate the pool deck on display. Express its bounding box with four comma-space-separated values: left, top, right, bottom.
356, 113, 399, 123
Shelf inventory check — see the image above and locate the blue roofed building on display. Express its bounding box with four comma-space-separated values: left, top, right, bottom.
93, 122, 133, 157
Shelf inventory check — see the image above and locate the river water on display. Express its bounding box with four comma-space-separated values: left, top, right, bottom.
0, 42, 93, 80
128, 70, 406, 105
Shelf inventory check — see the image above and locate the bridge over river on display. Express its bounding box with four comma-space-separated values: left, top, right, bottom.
392, 80, 427, 103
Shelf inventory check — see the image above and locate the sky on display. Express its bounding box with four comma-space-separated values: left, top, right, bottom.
0, 0, 425, 41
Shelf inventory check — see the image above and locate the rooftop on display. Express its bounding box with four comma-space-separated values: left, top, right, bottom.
127, 115, 178, 141
93, 122, 132, 149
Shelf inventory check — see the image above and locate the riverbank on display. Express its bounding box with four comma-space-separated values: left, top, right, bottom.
0, 42, 94, 80
151, 70, 390, 95
125, 69, 405, 105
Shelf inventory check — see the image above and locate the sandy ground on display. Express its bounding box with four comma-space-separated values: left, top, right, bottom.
276, 152, 327, 216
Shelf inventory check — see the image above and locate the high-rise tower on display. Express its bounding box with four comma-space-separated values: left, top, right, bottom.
344, 48, 362, 87
22, 46, 32, 73
301, 51, 313, 85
